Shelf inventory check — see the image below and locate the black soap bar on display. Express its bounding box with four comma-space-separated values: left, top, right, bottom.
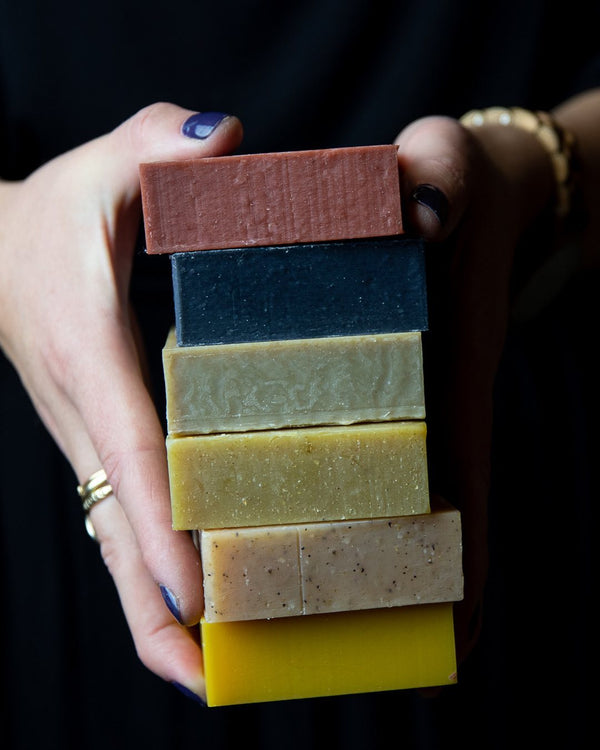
171, 236, 428, 346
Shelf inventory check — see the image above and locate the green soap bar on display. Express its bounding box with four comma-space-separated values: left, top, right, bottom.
163, 328, 425, 435
167, 421, 430, 530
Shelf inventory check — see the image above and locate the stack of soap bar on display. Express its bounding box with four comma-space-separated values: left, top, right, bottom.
140, 145, 463, 706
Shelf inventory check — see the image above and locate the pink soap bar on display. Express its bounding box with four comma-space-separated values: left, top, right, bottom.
140, 145, 403, 253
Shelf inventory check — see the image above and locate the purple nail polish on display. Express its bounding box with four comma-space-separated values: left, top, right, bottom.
411, 184, 449, 226
171, 682, 206, 706
159, 584, 183, 624
182, 111, 228, 139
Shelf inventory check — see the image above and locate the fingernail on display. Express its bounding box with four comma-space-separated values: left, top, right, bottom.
182, 111, 229, 139
171, 682, 206, 706
411, 184, 449, 226
159, 584, 183, 624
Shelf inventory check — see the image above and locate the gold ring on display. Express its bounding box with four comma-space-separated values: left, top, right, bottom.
77, 469, 113, 539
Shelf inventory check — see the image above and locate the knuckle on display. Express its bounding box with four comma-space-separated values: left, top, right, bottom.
133, 635, 157, 671
99, 449, 129, 501
100, 444, 165, 507
124, 102, 172, 151
38, 332, 79, 396
132, 619, 174, 676
97, 531, 125, 582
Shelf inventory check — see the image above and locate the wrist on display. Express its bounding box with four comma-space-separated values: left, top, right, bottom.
552, 90, 600, 267
461, 107, 577, 222
460, 107, 573, 234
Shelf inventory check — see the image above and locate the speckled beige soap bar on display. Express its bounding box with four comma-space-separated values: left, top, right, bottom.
163, 328, 425, 435
201, 501, 462, 622
202, 525, 303, 621
167, 421, 429, 530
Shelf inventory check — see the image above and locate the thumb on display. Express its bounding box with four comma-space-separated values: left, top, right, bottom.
96, 102, 244, 195
395, 115, 472, 242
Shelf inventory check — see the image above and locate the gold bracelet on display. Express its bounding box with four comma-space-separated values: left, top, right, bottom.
459, 106, 577, 220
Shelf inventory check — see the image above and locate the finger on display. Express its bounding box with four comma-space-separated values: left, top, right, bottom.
1, 103, 241, 636
88, 488, 206, 702
67, 320, 203, 624
62, 104, 245, 624
98, 102, 244, 193
395, 115, 473, 242
78, 104, 244, 623
53, 103, 244, 289
24, 361, 205, 693
31, 334, 206, 686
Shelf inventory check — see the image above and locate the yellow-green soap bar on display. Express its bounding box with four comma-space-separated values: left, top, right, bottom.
201, 603, 457, 706
167, 421, 430, 529
163, 328, 425, 435
201, 501, 462, 622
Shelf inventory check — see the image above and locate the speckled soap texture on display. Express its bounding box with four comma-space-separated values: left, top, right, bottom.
299, 501, 463, 616
167, 421, 430, 530
202, 525, 302, 621
201, 501, 462, 622
162, 328, 425, 435
170, 237, 427, 346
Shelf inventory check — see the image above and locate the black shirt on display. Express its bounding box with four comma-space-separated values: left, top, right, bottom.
0, 3, 598, 749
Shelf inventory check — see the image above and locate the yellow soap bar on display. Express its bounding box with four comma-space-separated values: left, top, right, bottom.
201, 501, 462, 622
201, 603, 457, 706
163, 328, 425, 435
167, 421, 430, 529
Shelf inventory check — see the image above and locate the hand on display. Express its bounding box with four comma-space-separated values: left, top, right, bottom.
0, 103, 243, 701
395, 115, 555, 666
